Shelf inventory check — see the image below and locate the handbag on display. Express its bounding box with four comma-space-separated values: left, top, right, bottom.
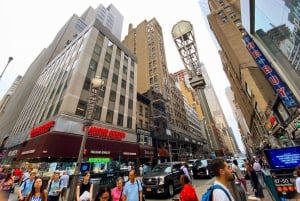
136, 180, 145, 201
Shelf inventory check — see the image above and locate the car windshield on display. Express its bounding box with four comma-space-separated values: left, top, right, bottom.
200, 160, 208, 167
188, 160, 195, 167
151, 164, 172, 173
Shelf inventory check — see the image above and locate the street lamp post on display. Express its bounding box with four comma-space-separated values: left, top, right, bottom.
0, 57, 13, 79
68, 76, 104, 201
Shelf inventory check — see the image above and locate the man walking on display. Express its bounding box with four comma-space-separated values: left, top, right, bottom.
122, 170, 143, 201
47, 171, 62, 201
17, 171, 36, 201
60, 170, 69, 201
210, 158, 235, 201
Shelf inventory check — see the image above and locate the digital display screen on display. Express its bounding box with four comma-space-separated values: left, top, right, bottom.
264, 146, 300, 169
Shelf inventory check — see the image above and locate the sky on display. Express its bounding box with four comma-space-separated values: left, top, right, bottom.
0, 0, 244, 152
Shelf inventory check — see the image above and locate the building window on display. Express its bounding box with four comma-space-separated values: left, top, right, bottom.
145, 108, 149, 117
75, 100, 87, 116
101, 68, 109, 79
128, 100, 133, 109
93, 106, 101, 120
121, 79, 126, 88
139, 105, 143, 115
120, 95, 125, 105
89, 59, 98, 71
229, 12, 236, 19
106, 110, 114, 123
127, 117, 132, 128
109, 91, 116, 102
234, 19, 242, 27
117, 114, 123, 126
94, 44, 101, 55
222, 16, 228, 23
224, 5, 231, 12
112, 74, 118, 84
83, 78, 91, 90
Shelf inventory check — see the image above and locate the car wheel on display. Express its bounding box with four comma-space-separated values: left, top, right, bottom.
166, 183, 174, 197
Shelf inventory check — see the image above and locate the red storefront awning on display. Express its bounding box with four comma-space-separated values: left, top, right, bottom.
17, 132, 138, 160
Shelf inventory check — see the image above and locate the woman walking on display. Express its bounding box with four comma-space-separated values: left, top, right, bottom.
25, 177, 48, 201
0, 172, 14, 200
111, 177, 123, 201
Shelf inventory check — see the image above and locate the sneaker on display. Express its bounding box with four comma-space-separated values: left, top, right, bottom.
246, 191, 250, 195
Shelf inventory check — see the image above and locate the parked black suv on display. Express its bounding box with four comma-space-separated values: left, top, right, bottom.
142, 162, 183, 197
191, 159, 214, 178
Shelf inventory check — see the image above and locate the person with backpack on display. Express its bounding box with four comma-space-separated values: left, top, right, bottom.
18, 171, 36, 201
122, 170, 143, 201
47, 171, 62, 201
201, 158, 235, 201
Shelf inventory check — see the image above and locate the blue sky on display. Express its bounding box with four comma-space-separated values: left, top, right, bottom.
0, 0, 244, 152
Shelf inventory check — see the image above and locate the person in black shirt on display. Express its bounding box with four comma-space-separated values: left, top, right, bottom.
76, 171, 93, 201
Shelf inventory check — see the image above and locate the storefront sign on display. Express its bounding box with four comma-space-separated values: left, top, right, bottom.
123, 152, 137, 156
144, 150, 154, 155
30, 121, 55, 138
136, 128, 150, 135
21, 149, 35, 155
88, 157, 110, 163
8, 150, 18, 157
243, 34, 298, 108
90, 150, 111, 155
88, 126, 126, 140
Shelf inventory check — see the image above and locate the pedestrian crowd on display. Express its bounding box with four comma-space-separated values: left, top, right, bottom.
0, 159, 299, 201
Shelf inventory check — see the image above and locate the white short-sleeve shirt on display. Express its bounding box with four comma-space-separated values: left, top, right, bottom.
212, 181, 235, 201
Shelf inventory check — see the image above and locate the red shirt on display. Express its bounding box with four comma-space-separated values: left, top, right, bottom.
14, 168, 23, 178
179, 184, 199, 201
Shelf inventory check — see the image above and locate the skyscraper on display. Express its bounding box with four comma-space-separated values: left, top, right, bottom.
0, 4, 144, 166
206, 0, 277, 153
123, 18, 201, 161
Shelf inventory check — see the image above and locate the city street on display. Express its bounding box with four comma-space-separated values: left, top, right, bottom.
9, 177, 273, 201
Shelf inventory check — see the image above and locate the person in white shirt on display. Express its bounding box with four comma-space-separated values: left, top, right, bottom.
180, 162, 192, 182
253, 159, 266, 188
211, 158, 235, 201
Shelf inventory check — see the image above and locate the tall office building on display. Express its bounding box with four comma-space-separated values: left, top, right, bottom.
0, 3, 124, 147
123, 18, 201, 161
95, 4, 123, 40
0, 4, 157, 169
240, 0, 300, 145
206, 0, 278, 154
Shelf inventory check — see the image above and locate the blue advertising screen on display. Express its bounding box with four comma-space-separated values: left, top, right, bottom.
264, 146, 300, 169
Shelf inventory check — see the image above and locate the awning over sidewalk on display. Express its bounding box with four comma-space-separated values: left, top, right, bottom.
17, 132, 138, 160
